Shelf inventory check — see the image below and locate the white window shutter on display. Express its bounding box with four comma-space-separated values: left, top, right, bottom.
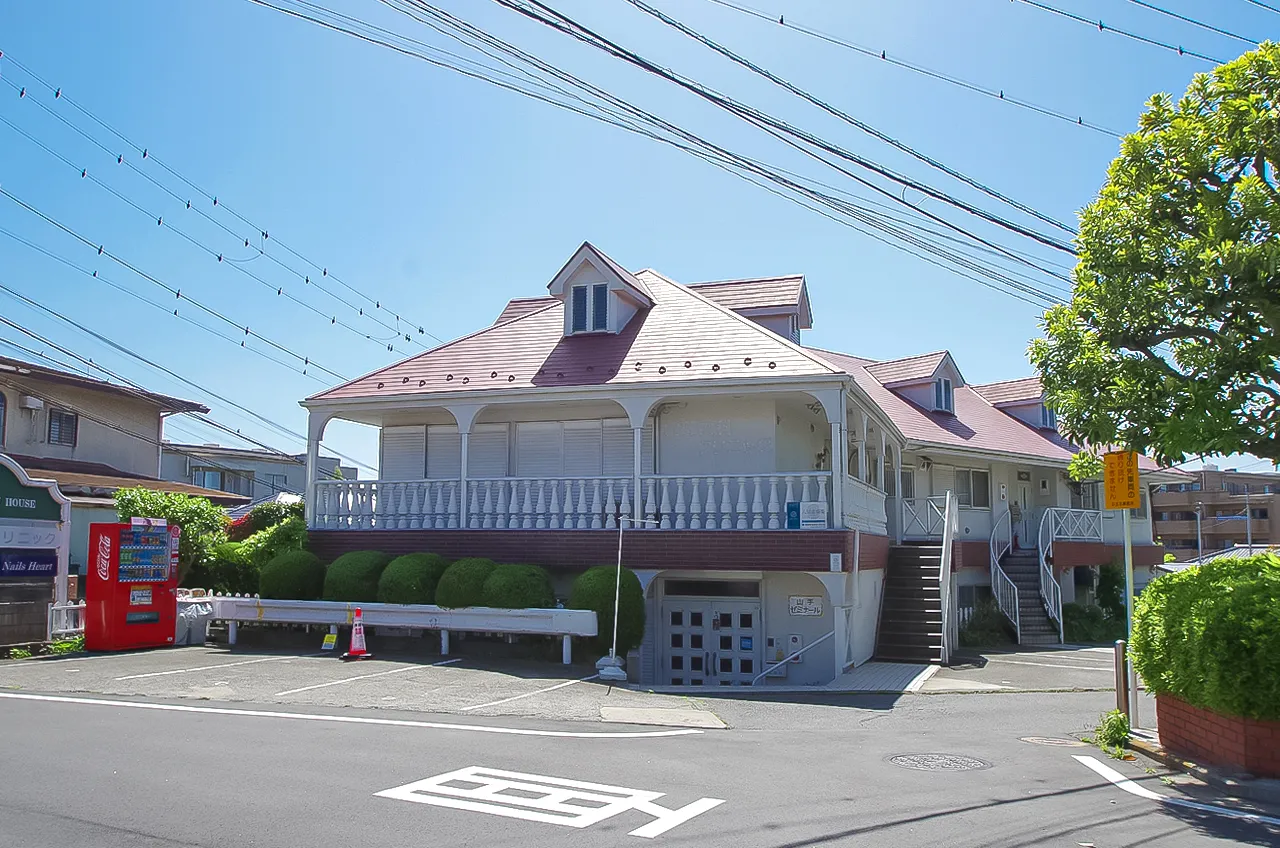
467, 423, 509, 478
563, 420, 603, 476
380, 426, 426, 481
426, 425, 461, 480
602, 418, 654, 475
933, 465, 955, 499
516, 422, 564, 477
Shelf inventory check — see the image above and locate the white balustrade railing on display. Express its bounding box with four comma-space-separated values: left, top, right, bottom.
465, 477, 633, 530
902, 496, 948, 538
842, 475, 889, 535
313, 479, 459, 530
638, 472, 831, 530
47, 600, 87, 641
988, 508, 1021, 642
1045, 507, 1104, 542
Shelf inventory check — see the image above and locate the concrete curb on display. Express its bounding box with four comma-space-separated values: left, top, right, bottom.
1127, 733, 1280, 806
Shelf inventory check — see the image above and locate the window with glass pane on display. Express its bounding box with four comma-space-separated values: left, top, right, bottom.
592, 283, 608, 331
900, 470, 915, 500
956, 469, 990, 508
48, 409, 78, 446
570, 285, 588, 332
955, 470, 972, 506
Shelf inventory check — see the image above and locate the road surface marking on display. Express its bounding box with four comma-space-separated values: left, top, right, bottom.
460, 675, 598, 712
274, 658, 461, 696
1073, 756, 1280, 826
985, 658, 1111, 671
376, 765, 724, 837
0, 692, 703, 739
115, 656, 287, 680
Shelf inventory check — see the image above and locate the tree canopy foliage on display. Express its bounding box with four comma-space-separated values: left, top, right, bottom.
1031, 44, 1280, 466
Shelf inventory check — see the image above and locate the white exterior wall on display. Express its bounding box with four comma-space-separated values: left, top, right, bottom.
760, 572, 837, 686
0, 381, 163, 477
656, 397, 776, 475
848, 566, 884, 667
68, 503, 119, 577
774, 397, 828, 473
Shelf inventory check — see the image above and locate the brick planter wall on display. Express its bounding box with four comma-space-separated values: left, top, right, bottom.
1156, 693, 1280, 778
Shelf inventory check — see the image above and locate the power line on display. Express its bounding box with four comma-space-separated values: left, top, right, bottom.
624, 0, 1077, 236
1245, 0, 1280, 16
1011, 0, 1225, 63
486, 0, 1079, 258
700, 0, 1121, 137
1123, 0, 1261, 46
0, 186, 349, 381
0, 49, 444, 347
248, 0, 1071, 307
0, 282, 376, 474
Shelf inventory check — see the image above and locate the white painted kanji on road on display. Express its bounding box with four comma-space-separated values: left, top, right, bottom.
375, 766, 725, 838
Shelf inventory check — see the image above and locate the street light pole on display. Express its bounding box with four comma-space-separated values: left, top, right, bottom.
1245, 489, 1253, 548
597, 514, 659, 682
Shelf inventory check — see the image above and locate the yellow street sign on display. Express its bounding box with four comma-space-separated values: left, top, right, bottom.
1103, 451, 1140, 511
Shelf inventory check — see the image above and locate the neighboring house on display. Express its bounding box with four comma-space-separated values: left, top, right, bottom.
159, 442, 355, 503
0, 355, 247, 579
297, 243, 1181, 686
1152, 464, 1280, 555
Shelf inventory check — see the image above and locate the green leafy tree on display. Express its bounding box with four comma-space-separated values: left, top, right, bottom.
114, 488, 228, 583
1031, 44, 1280, 467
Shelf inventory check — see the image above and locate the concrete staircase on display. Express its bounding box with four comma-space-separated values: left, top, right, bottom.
875, 544, 944, 664
999, 548, 1061, 646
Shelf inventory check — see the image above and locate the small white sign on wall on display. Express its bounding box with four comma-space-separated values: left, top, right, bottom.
799, 501, 828, 529
829, 553, 842, 573
789, 595, 823, 616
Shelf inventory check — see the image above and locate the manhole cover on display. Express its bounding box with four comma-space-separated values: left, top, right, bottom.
887, 753, 991, 771
1020, 736, 1087, 748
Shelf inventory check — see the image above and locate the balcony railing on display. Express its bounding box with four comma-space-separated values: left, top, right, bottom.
901, 496, 948, 538
311, 472, 838, 530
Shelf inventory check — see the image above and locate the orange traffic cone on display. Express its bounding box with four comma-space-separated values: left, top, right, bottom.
340, 607, 373, 661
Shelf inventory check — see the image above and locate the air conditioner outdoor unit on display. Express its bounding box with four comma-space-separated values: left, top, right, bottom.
18, 395, 43, 410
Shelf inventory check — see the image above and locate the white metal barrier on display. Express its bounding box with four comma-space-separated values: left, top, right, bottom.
208, 596, 597, 665
47, 600, 86, 641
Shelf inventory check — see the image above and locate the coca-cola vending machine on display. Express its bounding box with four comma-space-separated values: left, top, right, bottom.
85, 518, 181, 651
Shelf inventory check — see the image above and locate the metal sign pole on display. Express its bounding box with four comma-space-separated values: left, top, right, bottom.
1123, 506, 1138, 728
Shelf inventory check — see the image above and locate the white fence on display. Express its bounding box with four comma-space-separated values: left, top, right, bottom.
208, 596, 598, 664
902, 496, 948, 538
47, 600, 86, 641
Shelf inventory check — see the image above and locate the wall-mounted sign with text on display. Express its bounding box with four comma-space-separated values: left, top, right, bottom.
0, 549, 58, 578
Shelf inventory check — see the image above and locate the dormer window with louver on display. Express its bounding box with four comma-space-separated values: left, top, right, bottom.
934, 377, 954, 413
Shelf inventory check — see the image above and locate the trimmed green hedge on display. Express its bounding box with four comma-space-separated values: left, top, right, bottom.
1131, 555, 1280, 720
482, 564, 555, 610
435, 558, 498, 608
377, 553, 451, 605
322, 551, 393, 603
259, 550, 325, 600
568, 565, 645, 655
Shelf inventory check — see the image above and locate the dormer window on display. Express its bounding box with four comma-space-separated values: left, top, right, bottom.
570, 283, 609, 334
934, 377, 954, 413
1040, 404, 1057, 430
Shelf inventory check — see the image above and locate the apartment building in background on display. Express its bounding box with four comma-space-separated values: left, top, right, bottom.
159, 442, 356, 504
1153, 464, 1280, 556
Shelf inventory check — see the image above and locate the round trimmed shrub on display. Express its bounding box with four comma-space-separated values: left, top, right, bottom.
481, 564, 555, 609
322, 551, 393, 603
1131, 554, 1280, 720
568, 565, 645, 655
259, 550, 325, 600
377, 553, 451, 605
434, 557, 498, 608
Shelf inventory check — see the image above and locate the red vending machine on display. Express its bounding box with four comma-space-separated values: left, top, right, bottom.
85, 519, 182, 651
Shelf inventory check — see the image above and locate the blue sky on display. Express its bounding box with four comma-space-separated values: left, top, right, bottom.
0, 0, 1274, 473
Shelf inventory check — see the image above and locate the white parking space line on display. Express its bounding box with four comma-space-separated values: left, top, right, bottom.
0, 692, 704, 739
460, 675, 599, 712
985, 658, 1112, 671
1074, 755, 1280, 826
115, 656, 289, 681
274, 658, 461, 696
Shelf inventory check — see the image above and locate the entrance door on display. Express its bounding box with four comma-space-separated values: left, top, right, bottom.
661, 599, 760, 686
1014, 479, 1033, 548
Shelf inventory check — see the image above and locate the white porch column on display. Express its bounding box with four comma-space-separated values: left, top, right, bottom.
445, 404, 486, 531
877, 428, 886, 492
632, 426, 643, 522
893, 442, 904, 544
858, 410, 868, 484
617, 396, 660, 525
303, 410, 332, 528
830, 417, 843, 529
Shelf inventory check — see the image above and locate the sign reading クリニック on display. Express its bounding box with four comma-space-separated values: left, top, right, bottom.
1103, 451, 1141, 511
0, 549, 58, 578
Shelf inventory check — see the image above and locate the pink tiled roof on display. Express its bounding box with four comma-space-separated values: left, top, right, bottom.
863, 351, 949, 386
584, 242, 654, 303
810, 347, 1165, 472
494, 297, 555, 325
309, 272, 838, 401
688, 275, 804, 311
971, 376, 1043, 406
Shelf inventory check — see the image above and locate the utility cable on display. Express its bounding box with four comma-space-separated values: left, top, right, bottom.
1011, 0, 1224, 63
1123, 0, 1261, 46
700, 0, 1122, 138
626, 0, 1077, 235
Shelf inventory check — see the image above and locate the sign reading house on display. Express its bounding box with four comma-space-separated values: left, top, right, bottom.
0, 463, 62, 522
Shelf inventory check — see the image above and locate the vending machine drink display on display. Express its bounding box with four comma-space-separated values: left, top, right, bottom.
85, 519, 182, 651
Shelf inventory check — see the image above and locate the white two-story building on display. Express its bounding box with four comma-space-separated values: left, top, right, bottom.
300, 244, 1179, 686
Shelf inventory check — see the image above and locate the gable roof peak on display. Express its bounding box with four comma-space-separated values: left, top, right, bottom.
546, 242, 653, 305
